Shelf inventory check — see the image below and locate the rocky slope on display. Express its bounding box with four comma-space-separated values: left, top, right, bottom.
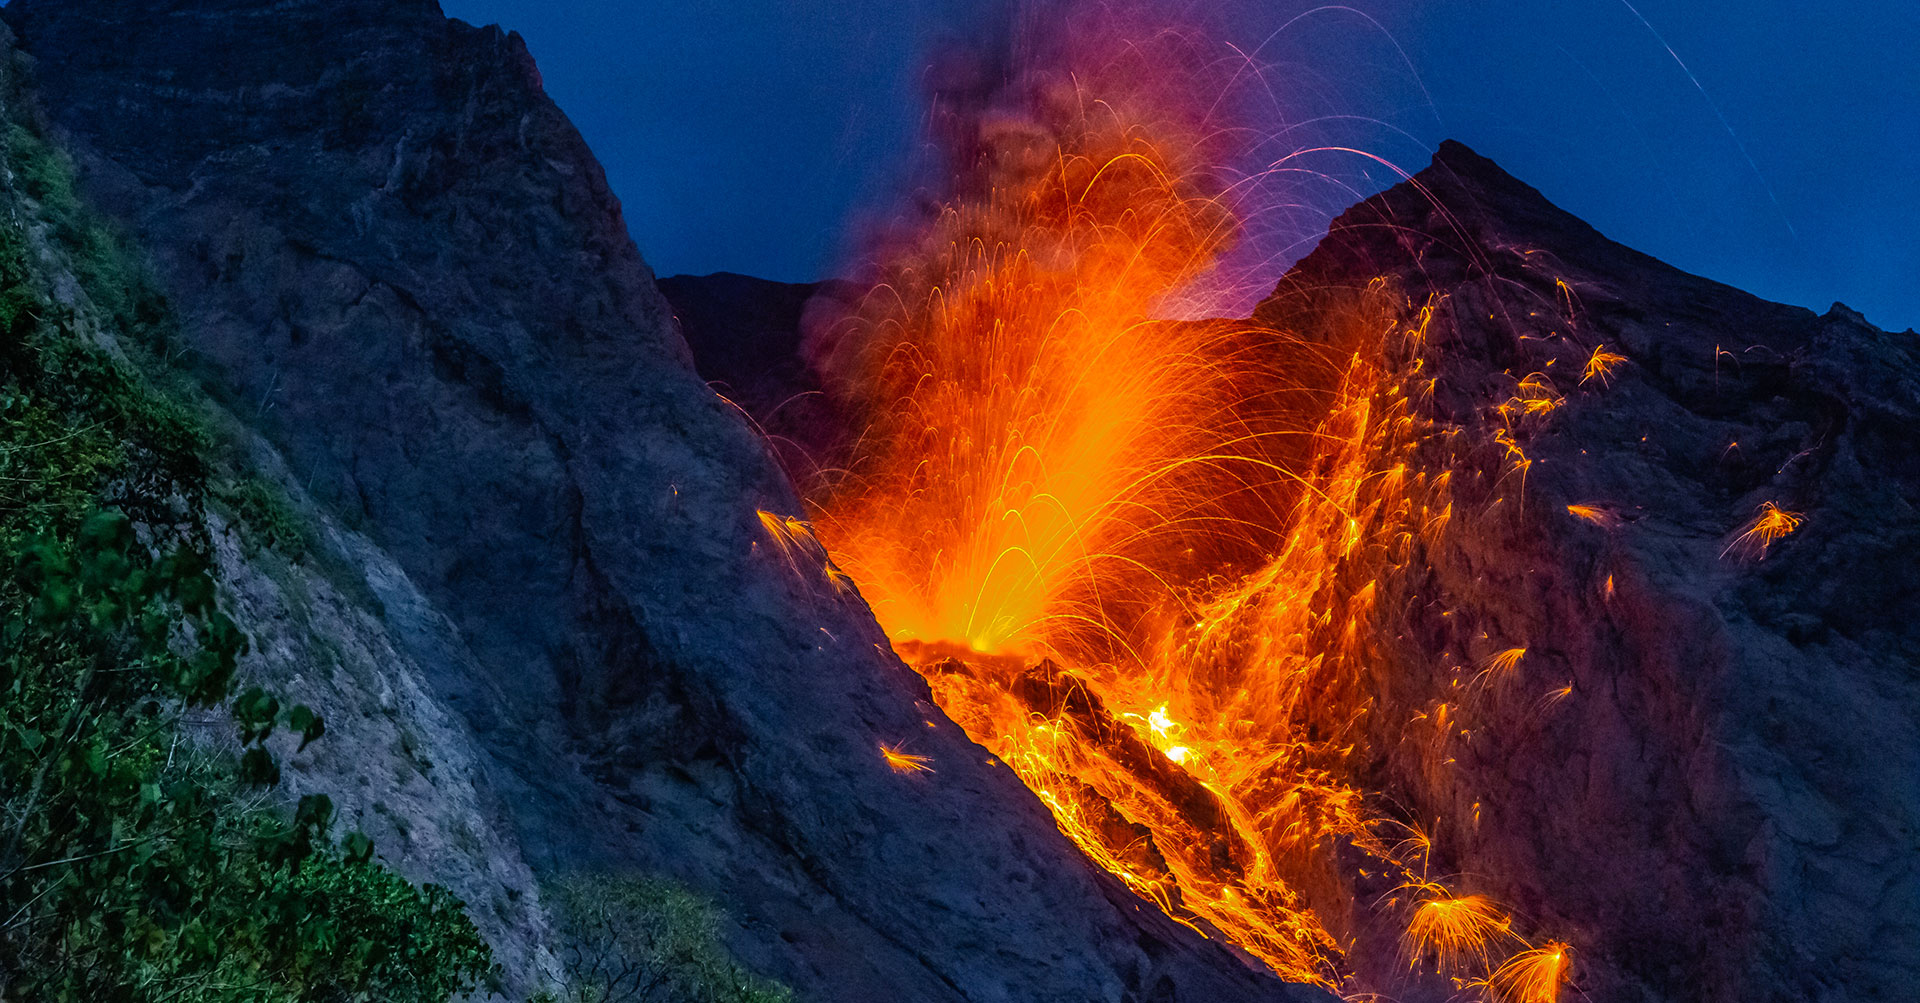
3, 2, 1326, 1001
1256, 141, 1920, 1002
664, 142, 1920, 1003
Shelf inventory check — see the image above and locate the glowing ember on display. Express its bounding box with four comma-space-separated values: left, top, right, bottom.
792, 11, 1579, 997
1402, 891, 1515, 975
1472, 647, 1529, 695
1564, 503, 1619, 527
1722, 501, 1803, 560
1483, 942, 1573, 1003
1497, 373, 1565, 421
880, 743, 936, 775
1579, 344, 1628, 386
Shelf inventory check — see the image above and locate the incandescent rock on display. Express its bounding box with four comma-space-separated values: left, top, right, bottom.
1258, 140, 1920, 1003
3, 1, 1328, 1001
669, 141, 1920, 1003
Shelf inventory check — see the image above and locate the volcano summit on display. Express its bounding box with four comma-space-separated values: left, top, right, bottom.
0, 2, 1912, 1003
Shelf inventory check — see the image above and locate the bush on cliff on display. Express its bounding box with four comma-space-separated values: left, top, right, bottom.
0, 119, 494, 1002
536, 875, 790, 1003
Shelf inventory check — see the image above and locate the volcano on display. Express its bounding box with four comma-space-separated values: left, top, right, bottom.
1, 1, 1914, 1002
666, 139, 1920, 1002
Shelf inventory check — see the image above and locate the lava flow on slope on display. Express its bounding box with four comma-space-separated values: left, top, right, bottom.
770, 14, 1579, 1002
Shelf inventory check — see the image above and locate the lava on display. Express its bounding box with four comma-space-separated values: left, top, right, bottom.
1401, 891, 1515, 976
786, 10, 1576, 1000
1722, 500, 1803, 560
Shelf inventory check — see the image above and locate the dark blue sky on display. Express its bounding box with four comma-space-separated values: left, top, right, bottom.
442, 0, 1918, 331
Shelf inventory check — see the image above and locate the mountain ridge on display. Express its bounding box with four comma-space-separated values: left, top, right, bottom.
1, 2, 1328, 1001
7, 0, 1915, 1000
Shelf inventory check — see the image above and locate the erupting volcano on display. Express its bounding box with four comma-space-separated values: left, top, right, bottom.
667, 9, 1920, 1003
760, 16, 1561, 999
5, 0, 1906, 1000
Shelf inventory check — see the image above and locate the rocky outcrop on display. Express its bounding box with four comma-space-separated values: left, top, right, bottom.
1257, 140, 1920, 1002
668, 140, 1920, 1003
3, 2, 1325, 1001
655, 272, 849, 481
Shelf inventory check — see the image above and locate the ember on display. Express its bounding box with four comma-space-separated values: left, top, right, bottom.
790, 10, 1579, 999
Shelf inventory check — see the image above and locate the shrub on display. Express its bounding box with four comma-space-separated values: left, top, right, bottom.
0, 500, 494, 1001
541, 875, 790, 1003
0, 116, 495, 1000
215, 475, 311, 560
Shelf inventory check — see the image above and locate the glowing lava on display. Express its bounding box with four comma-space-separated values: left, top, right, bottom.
788, 14, 1576, 1000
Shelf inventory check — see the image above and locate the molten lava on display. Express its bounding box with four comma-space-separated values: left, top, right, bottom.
785, 14, 1578, 1000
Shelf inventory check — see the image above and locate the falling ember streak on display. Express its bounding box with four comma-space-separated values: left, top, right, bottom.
1497, 373, 1564, 422
1483, 942, 1573, 1003
880, 743, 935, 774
1564, 503, 1618, 528
757, 508, 856, 592
1402, 892, 1515, 974
1471, 647, 1528, 696
1579, 344, 1627, 386
1721, 501, 1803, 560
792, 14, 1577, 996
1486, 647, 1527, 675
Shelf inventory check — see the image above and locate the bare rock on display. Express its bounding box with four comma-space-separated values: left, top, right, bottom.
1259, 139, 1920, 1002
3, 2, 1326, 1001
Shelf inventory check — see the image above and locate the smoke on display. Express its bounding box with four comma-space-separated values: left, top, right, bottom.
801, 0, 1249, 385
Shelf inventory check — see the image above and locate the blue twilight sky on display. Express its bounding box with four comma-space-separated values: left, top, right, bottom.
440, 0, 1918, 331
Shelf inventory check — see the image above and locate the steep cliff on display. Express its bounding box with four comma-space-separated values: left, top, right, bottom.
2, 2, 1325, 1001
1256, 140, 1920, 1002
665, 141, 1920, 1003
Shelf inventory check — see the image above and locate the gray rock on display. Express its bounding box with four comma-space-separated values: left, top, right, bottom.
1256, 140, 1920, 1002
2, 1, 1324, 1001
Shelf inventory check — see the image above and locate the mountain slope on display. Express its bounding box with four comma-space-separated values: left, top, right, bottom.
664, 141, 1920, 1003
2, 2, 1324, 1001
1259, 139, 1920, 1002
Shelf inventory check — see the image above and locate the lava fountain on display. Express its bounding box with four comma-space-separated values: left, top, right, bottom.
790, 11, 1569, 1000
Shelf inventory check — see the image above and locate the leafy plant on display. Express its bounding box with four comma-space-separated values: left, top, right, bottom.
215, 475, 311, 561
0, 442, 492, 1002
0, 106, 494, 1001
5, 120, 172, 346
540, 876, 790, 1003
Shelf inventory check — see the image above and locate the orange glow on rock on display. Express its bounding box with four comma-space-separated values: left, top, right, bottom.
791, 15, 1579, 994
880, 743, 935, 775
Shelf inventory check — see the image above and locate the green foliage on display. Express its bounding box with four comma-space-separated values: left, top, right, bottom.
3, 123, 78, 223
541, 875, 791, 1003
0, 447, 491, 1002
0, 113, 493, 1000
215, 476, 311, 561
4, 122, 172, 346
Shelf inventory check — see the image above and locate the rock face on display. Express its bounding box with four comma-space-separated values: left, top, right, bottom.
1255, 141, 1920, 1002
3, 2, 1326, 1001
667, 143, 1920, 1003
654, 272, 850, 479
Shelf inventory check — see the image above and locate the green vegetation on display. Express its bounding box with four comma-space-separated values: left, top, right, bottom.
536, 876, 791, 1003
214, 475, 311, 561
0, 57, 795, 1003
4, 121, 172, 346
0, 108, 493, 1000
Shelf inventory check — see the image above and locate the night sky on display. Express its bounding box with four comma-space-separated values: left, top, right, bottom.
439, 0, 1919, 331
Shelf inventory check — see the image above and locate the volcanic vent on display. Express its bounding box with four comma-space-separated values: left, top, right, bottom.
671, 123, 1920, 1003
